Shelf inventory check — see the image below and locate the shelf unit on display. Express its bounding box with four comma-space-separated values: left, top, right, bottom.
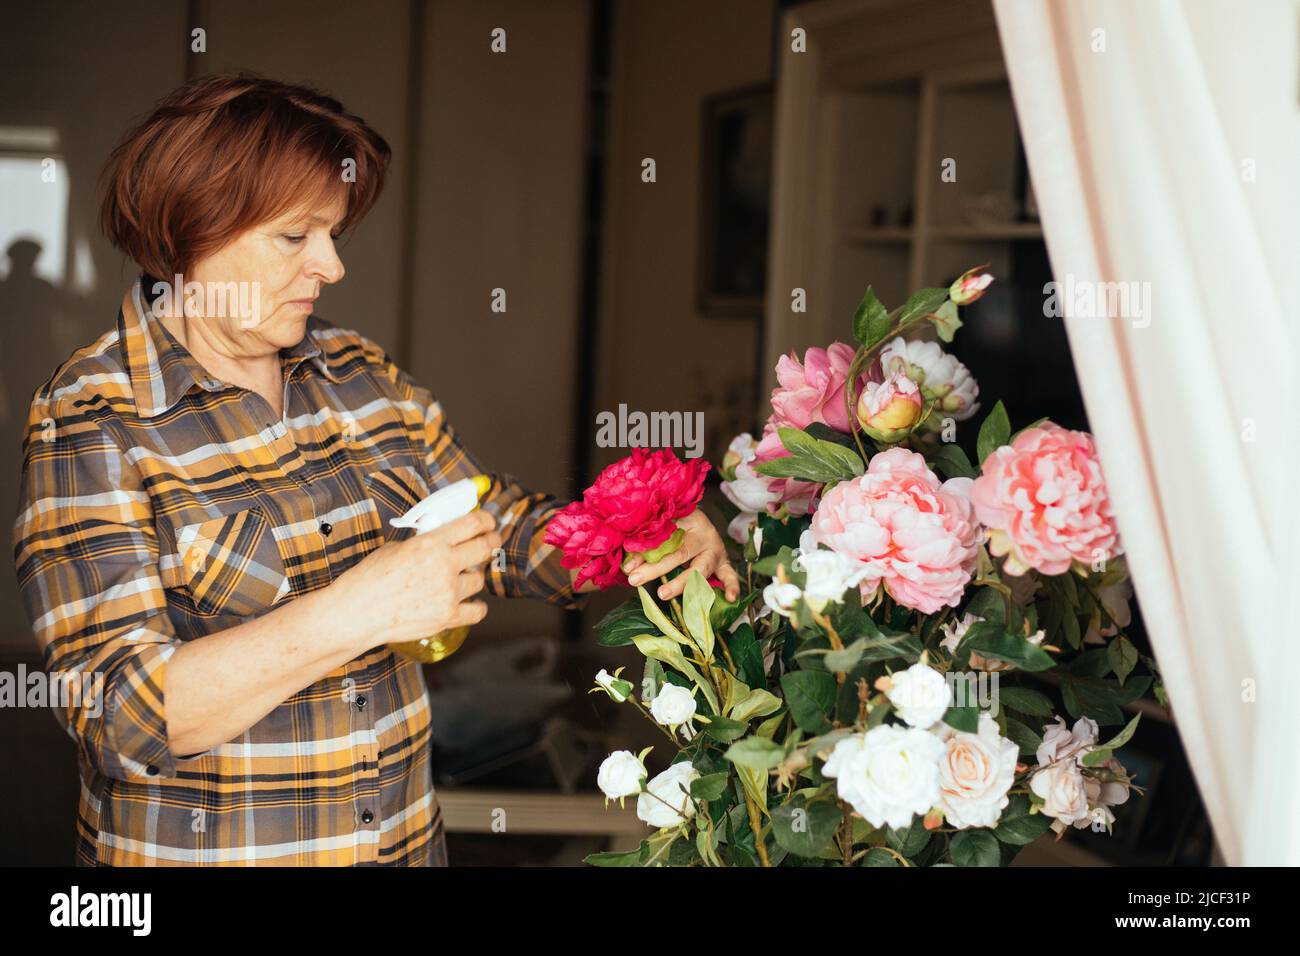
763, 0, 1043, 410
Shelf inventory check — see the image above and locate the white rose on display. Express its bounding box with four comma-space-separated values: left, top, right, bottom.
636, 761, 700, 828
597, 750, 647, 802
887, 663, 953, 729
1030, 761, 1090, 830
1035, 715, 1099, 767
936, 714, 1019, 829
794, 529, 872, 612
762, 581, 803, 618
821, 725, 945, 829
650, 684, 697, 733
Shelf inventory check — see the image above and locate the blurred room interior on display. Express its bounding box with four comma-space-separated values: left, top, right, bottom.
0, 0, 1214, 865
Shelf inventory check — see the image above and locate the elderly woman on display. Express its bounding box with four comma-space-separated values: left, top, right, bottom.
12, 73, 739, 866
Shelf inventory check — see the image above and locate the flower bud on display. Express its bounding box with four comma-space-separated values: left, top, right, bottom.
856, 372, 924, 443
949, 266, 994, 306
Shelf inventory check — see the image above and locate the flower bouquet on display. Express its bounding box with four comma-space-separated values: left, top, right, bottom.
551, 267, 1160, 867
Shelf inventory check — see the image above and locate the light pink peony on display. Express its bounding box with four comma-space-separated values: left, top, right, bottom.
970, 423, 1121, 576
809, 448, 980, 614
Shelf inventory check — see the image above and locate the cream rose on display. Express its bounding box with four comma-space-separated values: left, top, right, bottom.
1030, 762, 1090, 829
936, 714, 1019, 829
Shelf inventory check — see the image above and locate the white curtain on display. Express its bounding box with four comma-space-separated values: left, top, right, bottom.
993, 0, 1300, 865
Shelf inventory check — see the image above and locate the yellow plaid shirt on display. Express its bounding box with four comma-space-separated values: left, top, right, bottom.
11, 279, 586, 865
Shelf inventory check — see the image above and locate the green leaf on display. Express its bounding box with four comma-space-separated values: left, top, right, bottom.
929, 442, 977, 480
1002, 716, 1043, 757
690, 772, 731, 801
702, 716, 750, 743
754, 710, 787, 740
772, 798, 842, 857
636, 585, 689, 645
967, 626, 1056, 672
804, 422, 859, 450
861, 847, 901, 867
976, 401, 1011, 466
780, 670, 837, 733
754, 427, 866, 484
942, 705, 980, 732
727, 624, 768, 690
929, 299, 962, 342
681, 569, 717, 660
585, 841, 648, 866
964, 588, 1006, 626
724, 736, 786, 771
887, 817, 932, 857
998, 687, 1054, 717
950, 829, 1001, 866
1060, 675, 1150, 726
1107, 635, 1139, 686
750, 545, 799, 578
897, 286, 951, 326
711, 589, 760, 633
993, 795, 1051, 845
824, 637, 867, 673
729, 686, 783, 724
594, 600, 657, 647
852, 286, 890, 349
1082, 713, 1142, 766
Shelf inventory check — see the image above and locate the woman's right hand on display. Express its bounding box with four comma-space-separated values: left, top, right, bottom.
330, 509, 503, 652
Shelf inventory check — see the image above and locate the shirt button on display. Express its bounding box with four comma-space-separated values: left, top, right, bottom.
146, 765, 159, 776
320, 521, 333, 537
361, 809, 375, 825
355, 694, 367, 710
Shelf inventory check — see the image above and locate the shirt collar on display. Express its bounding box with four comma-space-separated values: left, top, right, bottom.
121, 278, 345, 418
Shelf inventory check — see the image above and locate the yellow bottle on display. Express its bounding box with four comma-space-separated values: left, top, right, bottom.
387, 474, 492, 665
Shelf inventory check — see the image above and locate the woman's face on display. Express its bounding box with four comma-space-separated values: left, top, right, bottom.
183, 193, 347, 358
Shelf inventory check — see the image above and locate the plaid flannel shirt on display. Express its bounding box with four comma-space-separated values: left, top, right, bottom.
11, 279, 586, 865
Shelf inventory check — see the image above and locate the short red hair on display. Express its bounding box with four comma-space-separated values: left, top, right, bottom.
99, 72, 391, 278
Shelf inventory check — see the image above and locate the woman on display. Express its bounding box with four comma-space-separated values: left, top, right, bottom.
11, 73, 739, 866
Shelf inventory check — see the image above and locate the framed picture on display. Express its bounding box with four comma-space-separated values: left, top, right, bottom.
697, 85, 773, 317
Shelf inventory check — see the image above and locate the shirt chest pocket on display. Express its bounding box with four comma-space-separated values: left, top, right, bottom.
161, 506, 291, 619
364, 465, 431, 544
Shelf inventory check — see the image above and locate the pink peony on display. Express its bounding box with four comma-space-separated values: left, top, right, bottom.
769, 342, 864, 434
544, 447, 710, 590
809, 448, 980, 614
970, 423, 1121, 576
744, 342, 876, 519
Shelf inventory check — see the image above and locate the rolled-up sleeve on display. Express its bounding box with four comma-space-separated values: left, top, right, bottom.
11, 394, 183, 780
366, 342, 590, 611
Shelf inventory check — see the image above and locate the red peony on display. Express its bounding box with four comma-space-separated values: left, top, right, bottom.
545, 448, 710, 590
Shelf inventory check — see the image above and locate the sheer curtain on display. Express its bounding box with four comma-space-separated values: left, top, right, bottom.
992, 0, 1300, 865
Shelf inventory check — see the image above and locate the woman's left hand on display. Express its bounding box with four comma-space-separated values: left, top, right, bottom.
624, 508, 741, 602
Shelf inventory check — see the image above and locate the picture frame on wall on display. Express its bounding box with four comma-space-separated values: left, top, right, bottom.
697, 84, 773, 317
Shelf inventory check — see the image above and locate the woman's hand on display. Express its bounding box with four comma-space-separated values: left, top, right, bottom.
330, 510, 503, 651
623, 508, 741, 602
